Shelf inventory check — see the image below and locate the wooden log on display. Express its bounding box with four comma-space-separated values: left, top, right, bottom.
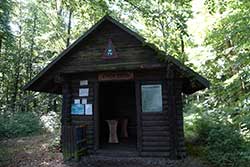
141, 115, 168, 121
135, 80, 142, 154
142, 126, 169, 131
141, 152, 170, 157
71, 115, 93, 121
142, 136, 170, 142
142, 146, 171, 152
142, 131, 169, 137
142, 121, 169, 127
142, 141, 169, 146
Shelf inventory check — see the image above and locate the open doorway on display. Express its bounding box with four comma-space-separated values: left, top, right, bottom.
98, 81, 137, 151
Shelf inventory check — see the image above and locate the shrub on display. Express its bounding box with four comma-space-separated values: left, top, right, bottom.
185, 113, 250, 167
204, 122, 250, 167
0, 112, 43, 138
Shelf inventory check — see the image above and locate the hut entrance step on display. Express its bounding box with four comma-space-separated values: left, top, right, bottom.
95, 149, 139, 157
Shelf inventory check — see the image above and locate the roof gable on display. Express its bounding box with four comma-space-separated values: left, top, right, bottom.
24, 15, 209, 94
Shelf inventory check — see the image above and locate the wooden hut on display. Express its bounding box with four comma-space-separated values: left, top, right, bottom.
24, 16, 209, 160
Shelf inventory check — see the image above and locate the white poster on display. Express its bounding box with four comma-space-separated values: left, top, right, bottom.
74, 99, 81, 104
79, 88, 89, 97
80, 80, 88, 86
81, 98, 87, 104
85, 104, 93, 115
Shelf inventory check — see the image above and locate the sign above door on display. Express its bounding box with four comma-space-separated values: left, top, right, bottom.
98, 72, 134, 81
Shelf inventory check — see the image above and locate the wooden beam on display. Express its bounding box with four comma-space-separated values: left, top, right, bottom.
94, 81, 99, 151
135, 80, 142, 155
166, 63, 178, 159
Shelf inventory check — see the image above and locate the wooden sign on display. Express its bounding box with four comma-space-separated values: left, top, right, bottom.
98, 72, 134, 81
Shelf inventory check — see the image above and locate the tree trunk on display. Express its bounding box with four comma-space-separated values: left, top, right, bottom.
66, 9, 72, 48
24, 10, 38, 112
12, 5, 23, 112
180, 34, 185, 54
0, 35, 2, 56
53, 96, 57, 112
12, 65, 21, 112
180, 33, 185, 63
56, 0, 62, 15
28, 10, 37, 81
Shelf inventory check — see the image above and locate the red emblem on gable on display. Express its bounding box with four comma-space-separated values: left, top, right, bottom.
102, 38, 118, 59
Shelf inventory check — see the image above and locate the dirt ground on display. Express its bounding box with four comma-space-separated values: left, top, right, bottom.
0, 134, 209, 167
0, 134, 68, 167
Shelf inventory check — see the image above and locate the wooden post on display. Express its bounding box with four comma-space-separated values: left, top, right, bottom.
61, 81, 69, 132
61, 79, 72, 160
135, 80, 142, 154
175, 79, 186, 158
94, 81, 99, 151
166, 63, 178, 159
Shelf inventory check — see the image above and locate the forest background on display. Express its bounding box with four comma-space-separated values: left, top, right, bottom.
0, 0, 250, 167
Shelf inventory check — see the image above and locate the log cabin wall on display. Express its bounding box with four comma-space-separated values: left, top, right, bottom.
174, 79, 186, 158
61, 81, 72, 159
166, 65, 186, 159
140, 80, 170, 157
70, 79, 95, 152
61, 68, 186, 158
134, 69, 171, 157
134, 67, 185, 158
61, 74, 97, 155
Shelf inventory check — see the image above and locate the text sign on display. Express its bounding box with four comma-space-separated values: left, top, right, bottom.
79, 88, 89, 97
98, 72, 134, 81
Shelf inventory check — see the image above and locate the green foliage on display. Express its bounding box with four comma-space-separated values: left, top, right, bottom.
0, 0, 11, 35
0, 112, 43, 138
183, 1, 250, 166
204, 0, 250, 101
184, 100, 250, 167
117, 0, 192, 61
0, 0, 107, 121
204, 117, 249, 167
205, 124, 250, 167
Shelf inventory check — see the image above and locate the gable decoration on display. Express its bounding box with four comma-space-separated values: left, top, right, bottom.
102, 38, 118, 59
